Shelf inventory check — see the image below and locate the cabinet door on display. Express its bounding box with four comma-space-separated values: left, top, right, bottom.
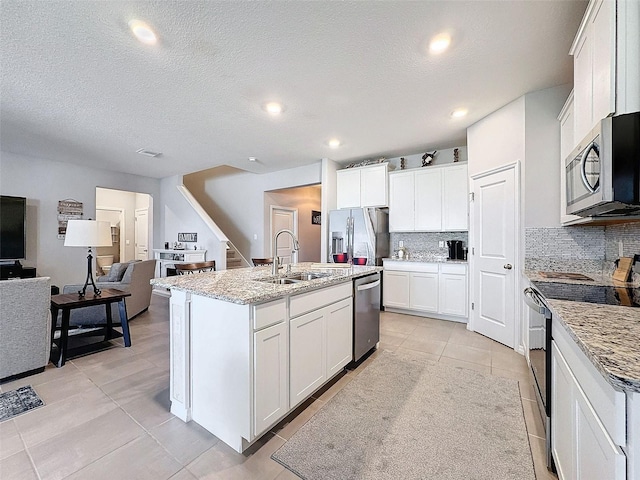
389, 172, 415, 231
325, 298, 353, 378
337, 169, 361, 209
383, 270, 410, 308
290, 311, 325, 408
591, 0, 615, 125
438, 273, 467, 317
575, 384, 626, 480
254, 322, 288, 436
414, 169, 442, 231
552, 342, 576, 480
573, 31, 593, 143
442, 165, 468, 231
409, 272, 438, 313
360, 164, 388, 207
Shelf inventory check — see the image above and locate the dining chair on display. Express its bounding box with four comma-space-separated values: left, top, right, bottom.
252, 258, 274, 266
175, 261, 216, 274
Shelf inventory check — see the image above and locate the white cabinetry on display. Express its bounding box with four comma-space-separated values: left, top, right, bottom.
336, 163, 388, 209
570, 0, 640, 147
389, 163, 468, 232
289, 283, 352, 408
551, 321, 627, 480
153, 249, 207, 277
383, 261, 468, 320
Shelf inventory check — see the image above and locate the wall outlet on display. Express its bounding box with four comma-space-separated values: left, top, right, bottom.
439, 241, 445, 248
253, 234, 258, 240
399, 240, 404, 248
126, 239, 130, 245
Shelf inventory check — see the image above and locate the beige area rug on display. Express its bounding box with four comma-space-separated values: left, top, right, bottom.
272, 350, 535, 480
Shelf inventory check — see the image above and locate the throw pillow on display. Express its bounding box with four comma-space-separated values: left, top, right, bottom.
107, 262, 129, 282
121, 260, 141, 284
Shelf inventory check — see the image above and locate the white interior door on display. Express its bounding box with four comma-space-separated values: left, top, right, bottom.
135, 208, 149, 260
270, 207, 297, 264
471, 166, 517, 348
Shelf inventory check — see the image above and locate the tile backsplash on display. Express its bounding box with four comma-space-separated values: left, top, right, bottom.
525, 222, 640, 275
390, 232, 469, 260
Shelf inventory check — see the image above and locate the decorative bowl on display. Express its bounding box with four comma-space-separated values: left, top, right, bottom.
352, 257, 367, 265
333, 253, 349, 263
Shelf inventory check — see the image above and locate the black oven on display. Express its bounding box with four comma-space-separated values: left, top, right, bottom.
523, 286, 553, 470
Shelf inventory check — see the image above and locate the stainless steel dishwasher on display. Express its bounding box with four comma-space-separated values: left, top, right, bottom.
353, 272, 381, 362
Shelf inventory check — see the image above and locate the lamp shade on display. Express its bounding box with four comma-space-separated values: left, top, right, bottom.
64, 220, 112, 247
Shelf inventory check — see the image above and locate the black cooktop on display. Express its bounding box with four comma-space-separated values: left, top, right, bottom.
532, 281, 640, 307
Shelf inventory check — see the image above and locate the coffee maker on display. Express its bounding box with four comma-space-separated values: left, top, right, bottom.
447, 240, 465, 260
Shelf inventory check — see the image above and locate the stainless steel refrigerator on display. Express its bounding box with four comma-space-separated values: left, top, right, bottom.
327, 208, 389, 266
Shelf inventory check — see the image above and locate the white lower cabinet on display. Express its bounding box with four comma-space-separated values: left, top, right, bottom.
253, 321, 288, 436
383, 261, 468, 319
409, 272, 438, 312
289, 288, 353, 409
289, 310, 326, 408
552, 336, 626, 480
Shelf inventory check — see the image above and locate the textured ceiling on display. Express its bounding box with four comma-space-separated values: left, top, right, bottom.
1, 1, 586, 179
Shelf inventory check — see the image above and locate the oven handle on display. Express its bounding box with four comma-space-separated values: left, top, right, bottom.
580, 141, 599, 193
523, 287, 549, 315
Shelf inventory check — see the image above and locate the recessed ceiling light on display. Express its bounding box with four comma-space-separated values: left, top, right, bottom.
451, 108, 468, 118
136, 148, 162, 157
128, 20, 157, 45
429, 33, 451, 54
248, 157, 257, 162
328, 139, 341, 148
263, 102, 284, 115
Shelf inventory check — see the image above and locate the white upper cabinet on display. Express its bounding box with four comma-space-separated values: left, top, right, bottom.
570, 0, 639, 146
389, 171, 415, 231
558, 92, 584, 226
336, 163, 388, 209
389, 163, 468, 232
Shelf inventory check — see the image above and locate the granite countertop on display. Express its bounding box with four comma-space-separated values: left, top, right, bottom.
547, 299, 640, 393
384, 257, 468, 264
525, 269, 640, 393
151, 262, 381, 305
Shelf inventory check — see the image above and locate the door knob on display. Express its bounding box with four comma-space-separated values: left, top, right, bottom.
504, 264, 513, 270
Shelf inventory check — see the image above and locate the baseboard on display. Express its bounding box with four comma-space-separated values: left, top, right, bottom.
0, 366, 46, 384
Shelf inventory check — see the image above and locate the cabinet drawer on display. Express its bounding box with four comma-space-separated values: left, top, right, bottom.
290, 282, 352, 318
383, 261, 438, 273
440, 263, 467, 275
553, 319, 626, 445
253, 298, 286, 331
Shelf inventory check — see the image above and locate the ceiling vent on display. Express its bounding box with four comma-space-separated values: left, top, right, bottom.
136, 148, 162, 157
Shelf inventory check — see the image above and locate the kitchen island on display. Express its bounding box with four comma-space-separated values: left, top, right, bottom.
151, 263, 380, 452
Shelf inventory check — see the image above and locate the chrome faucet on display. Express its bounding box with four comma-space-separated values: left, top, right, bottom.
272, 229, 300, 275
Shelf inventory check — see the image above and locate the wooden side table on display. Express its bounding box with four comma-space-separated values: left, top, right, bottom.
50, 288, 132, 367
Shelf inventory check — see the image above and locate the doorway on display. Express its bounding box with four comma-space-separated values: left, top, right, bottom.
96, 188, 153, 264
135, 208, 150, 260
469, 163, 519, 349
270, 206, 298, 264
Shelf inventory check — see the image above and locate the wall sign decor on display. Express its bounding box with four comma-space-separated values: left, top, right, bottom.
311, 210, 321, 225
57, 199, 83, 239
178, 232, 197, 242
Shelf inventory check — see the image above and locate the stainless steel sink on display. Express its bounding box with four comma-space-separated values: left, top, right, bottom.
262, 278, 301, 285
287, 272, 330, 281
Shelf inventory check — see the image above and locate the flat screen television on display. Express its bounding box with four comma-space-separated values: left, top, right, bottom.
0, 195, 27, 260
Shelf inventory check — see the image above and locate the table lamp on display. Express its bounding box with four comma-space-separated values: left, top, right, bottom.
64, 219, 112, 297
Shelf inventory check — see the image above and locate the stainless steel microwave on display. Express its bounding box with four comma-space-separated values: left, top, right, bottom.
566, 111, 640, 217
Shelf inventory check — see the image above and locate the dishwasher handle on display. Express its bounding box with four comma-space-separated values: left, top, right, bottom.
356, 279, 380, 291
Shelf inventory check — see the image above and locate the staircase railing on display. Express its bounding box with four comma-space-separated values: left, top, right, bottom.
177, 185, 251, 269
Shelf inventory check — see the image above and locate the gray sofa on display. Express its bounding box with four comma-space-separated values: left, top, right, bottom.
62, 259, 156, 327
0, 277, 51, 380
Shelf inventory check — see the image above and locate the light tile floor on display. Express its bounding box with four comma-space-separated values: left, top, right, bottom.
0, 297, 557, 480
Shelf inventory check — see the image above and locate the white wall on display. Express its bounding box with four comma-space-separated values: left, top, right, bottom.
467, 97, 526, 178
159, 175, 227, 271
184, 162, 322, 260
523, 84, 571, 228
320, 158, 339, 263
0, 151, 161, 287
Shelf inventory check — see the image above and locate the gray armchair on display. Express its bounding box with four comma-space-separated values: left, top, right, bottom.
0, 277, 51, 380
62, 259, 156, 327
